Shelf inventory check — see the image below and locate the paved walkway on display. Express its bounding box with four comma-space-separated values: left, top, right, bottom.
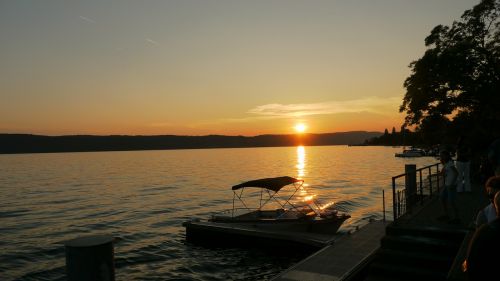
396, 182, 488, 228
273, 220, 387, 281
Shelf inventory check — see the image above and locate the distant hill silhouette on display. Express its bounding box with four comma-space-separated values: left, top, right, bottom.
0, 131, 382, 154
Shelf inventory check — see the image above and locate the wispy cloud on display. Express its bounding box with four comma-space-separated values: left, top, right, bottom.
248, 96, 401, 118
145, 38, 159, 45
79, 16, 96, 24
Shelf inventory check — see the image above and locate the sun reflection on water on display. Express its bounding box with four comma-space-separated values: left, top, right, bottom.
296, 145, 306, 178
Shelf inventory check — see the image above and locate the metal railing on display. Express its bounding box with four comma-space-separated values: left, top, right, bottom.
391, 163, 442, 221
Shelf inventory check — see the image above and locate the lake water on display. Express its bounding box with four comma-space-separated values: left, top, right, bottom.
0, 146, 436, 280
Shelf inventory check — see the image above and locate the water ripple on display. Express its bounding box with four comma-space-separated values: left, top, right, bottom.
0, 209, 31, 218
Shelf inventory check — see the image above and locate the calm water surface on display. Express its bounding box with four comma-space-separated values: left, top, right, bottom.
0, 146, 436, 280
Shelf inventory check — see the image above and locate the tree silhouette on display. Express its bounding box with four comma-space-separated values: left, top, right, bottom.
400, 0, 500, 145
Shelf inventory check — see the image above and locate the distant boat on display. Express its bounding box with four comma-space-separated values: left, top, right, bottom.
183, 176, 350, 249
395, 147, 426, 157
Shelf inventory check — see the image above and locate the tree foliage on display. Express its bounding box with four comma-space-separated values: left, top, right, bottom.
400, 0, 500, 144
364, 128, 421, 146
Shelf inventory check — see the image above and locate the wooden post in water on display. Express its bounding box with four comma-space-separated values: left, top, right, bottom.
405, 164, 417, 214
65, 235, 115, 281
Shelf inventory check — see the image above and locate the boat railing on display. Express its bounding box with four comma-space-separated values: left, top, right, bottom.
213, 208, 291, 221
391, 163, 442, 221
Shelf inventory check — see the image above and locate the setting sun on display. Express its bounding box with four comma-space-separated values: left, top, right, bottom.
294, 123, 307, 133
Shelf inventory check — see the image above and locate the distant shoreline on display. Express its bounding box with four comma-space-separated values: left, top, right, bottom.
0, 131, 382, 154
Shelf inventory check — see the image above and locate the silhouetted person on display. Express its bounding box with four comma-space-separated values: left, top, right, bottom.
464, 191, 500, 281
438, 150, 459, 223
475, 176, 500, 228
456, 136, 472, 192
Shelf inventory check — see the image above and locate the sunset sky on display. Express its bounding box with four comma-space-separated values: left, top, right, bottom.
0, 0, 478, 136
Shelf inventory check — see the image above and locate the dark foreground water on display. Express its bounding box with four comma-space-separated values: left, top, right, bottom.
0, 146, 436, 280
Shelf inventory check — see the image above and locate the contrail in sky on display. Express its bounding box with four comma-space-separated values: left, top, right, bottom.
79, 16, 96, 24
146, 38, 159, 45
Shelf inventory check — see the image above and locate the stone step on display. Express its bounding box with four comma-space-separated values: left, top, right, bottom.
380, 235, 460, 255
374, 248, 453, 270
386, 223, 468, 242
366, 260, 448, 281
363, 274, 402, 281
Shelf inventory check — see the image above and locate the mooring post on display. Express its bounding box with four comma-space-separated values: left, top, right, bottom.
405, 164, 417, 213
65, 235, 115, 281
382, 189, 386, 222
392, 177, 397, 221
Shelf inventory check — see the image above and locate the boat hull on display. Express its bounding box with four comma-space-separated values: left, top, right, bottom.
209, 218, 346, 234
183, 217, 348, 250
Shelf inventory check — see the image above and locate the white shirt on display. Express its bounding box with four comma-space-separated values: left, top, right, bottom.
443, 161, 458, 186
475, 203, 497, 227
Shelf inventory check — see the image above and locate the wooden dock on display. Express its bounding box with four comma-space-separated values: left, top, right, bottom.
273, 220, 387, 281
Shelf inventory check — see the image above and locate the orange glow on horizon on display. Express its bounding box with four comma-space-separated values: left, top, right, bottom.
2, 110, 405, 136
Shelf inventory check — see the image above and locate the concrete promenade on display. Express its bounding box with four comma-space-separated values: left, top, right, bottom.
396, 182, 487, 228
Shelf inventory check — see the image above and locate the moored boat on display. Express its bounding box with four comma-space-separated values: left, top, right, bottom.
395, 148, 426, 157
183, 176, 350, 249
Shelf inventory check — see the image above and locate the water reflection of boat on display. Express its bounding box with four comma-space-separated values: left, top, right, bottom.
183, 176, 350, 249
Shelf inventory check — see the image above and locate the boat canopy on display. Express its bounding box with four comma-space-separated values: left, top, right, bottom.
231, 176, 303, 192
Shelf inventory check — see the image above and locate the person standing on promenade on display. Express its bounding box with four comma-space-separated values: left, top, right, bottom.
475, 176, 500, 227
488, 138, 500, 176
437, 150, 459, 223
464, 191, 500, 281
456, 136, 472, 192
